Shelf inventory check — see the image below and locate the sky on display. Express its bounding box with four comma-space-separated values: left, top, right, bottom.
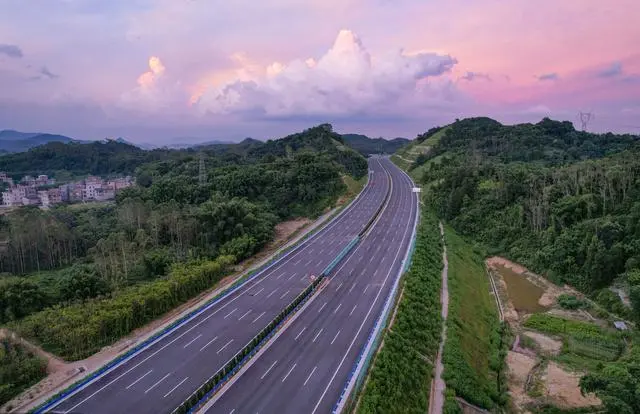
0, 0, 639, 145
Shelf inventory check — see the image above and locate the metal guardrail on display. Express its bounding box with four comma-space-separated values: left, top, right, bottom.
32, 174, 373, 414
180, 161, 394, 413
176, 274, 326, 414
178, 234, 363, 413
332, 162, 421, 414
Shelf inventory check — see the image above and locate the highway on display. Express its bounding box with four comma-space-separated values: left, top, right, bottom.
46, 157, 391, 414
199, 158, 418, 413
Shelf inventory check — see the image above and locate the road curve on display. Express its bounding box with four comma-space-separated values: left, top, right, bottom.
46, 158, 390, 414
200, 157, 418, 414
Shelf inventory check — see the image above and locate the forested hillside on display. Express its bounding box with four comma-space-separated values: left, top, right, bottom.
0, 140, 180, 178
341, 133, 409, 156
0, 123, 365, 366
411, 117, 640, 320
0, 130, 75, 154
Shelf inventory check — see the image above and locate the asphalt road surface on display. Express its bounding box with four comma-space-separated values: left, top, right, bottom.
200, 157, 418, 414
47, 157, 391, 414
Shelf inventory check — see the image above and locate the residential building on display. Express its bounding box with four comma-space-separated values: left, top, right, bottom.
1, 173, 132, 207
22, 195, 40, 206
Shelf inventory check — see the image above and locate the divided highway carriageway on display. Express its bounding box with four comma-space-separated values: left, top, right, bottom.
43, 157, 399, 414
199, 157, 418, 414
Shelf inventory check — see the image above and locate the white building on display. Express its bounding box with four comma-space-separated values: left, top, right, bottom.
2, 190, 20, 207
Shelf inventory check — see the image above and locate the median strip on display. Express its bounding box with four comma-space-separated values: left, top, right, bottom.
173, 161, 394, 414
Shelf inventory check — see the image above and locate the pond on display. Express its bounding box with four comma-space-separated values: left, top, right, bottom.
495, 264, 547, 313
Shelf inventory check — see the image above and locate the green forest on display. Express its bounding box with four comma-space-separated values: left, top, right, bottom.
0, 123, 367, 406
0, 339, 47, 406
412, 117, 640, 321
341, 134, 409, 156
407, 117, 640, 413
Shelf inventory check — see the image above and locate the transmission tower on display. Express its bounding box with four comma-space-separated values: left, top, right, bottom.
578, 111, 595, 131
198, 152, 207, 186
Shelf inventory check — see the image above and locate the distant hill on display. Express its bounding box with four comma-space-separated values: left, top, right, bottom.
341, 133, 409, 156
0, 140, 182, 177
0, 129, 75, 153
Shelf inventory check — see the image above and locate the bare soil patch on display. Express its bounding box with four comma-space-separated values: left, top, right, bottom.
522, 331, 562, 355
486, 256, 605, 413
506, 351, 537, 409
545, 362, 600, 408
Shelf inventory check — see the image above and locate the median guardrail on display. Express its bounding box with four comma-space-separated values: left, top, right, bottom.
332, 162, 421, 414
31, 174, 372, 414
174, 272, 326, 414
176, 233, 363, 413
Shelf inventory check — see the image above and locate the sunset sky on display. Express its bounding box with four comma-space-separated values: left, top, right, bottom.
1, 0, 638, 144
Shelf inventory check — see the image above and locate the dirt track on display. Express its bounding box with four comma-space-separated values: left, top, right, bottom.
429, 222, 449, 414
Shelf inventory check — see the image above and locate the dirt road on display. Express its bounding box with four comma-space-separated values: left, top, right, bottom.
429, 222, 449, 414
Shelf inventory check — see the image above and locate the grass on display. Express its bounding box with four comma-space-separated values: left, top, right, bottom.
395, 126, 451, 166
442, 226, 507, 409
342, 174, 367, 198
423, 126, 450, 147
390, 155, 410, 171
524, 313, 626, 370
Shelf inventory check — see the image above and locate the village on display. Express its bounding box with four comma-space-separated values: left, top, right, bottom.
0, 172, 133, 208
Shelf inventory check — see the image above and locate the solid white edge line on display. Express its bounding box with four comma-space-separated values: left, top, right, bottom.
43, 161, 377, 413
330, 158, 420, 414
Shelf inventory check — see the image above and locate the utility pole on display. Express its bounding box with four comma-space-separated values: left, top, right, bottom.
198, 152, 207, 186
578, 111, 595, 131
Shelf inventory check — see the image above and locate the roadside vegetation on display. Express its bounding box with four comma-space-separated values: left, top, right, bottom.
404, 116, 639, 413
0, 339, 47, 406
356, 210, 443, 414
1, 124, 367, 365
420, 117, 640, 321
441, 228, 509, 411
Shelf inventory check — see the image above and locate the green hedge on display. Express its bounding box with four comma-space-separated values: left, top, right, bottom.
10, 256, 235, 361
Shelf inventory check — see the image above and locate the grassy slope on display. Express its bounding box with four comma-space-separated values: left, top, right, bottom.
356, 209, 443, 414
392, 127, 450, 182
442, 222, 506, 409
394, 127, 450, 162
343, 174, 367, 198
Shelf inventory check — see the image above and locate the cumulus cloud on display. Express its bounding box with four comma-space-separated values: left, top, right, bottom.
0, 44, 23, 58
120, 56, 187, 112
194, 30, 458, 118
537, 72, 558, 81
